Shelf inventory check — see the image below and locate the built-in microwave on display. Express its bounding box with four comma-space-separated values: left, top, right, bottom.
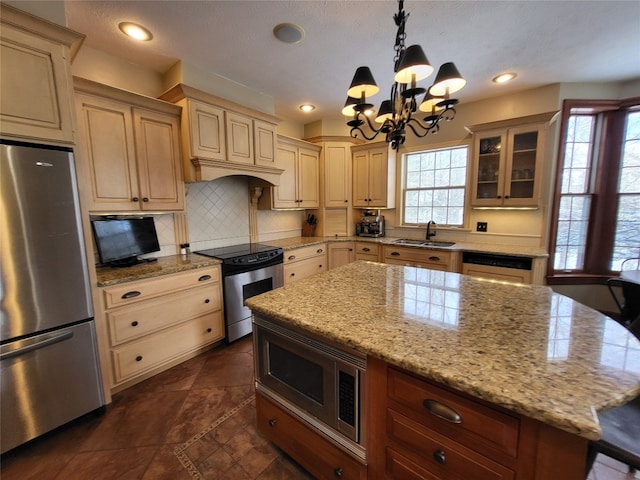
253, 315, 366, 460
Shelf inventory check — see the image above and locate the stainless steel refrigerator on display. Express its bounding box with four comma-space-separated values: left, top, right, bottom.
0, 140, 104, 454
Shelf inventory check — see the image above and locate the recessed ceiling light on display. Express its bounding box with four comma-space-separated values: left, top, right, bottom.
273, 23, 305, 44
299, 104, 316, 113
118, 22, 153, 41
492, 72, 517, 84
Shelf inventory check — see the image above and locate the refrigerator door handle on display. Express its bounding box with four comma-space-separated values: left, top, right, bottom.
0, 331, 74, 361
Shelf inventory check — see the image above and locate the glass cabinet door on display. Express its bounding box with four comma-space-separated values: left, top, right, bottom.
474, 133, 505, 204
506, 130, 538, 200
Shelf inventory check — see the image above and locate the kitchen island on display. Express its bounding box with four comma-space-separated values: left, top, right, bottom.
246, 261, 640, 479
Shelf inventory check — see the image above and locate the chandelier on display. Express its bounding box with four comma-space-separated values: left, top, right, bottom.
343, 0, 465, 150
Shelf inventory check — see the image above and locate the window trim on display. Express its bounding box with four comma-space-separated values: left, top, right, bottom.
399, 140, 472, 230
547, 98, 640, 285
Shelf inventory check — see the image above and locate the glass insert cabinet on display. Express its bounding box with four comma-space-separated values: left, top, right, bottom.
468, 112, 558, 207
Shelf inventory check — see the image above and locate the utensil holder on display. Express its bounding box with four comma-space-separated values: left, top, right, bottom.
302, 224, 316, 237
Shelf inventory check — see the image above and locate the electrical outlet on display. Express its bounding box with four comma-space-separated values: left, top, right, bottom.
477, 222, 488, 232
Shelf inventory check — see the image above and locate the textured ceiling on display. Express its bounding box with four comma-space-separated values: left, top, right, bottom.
64, 0, 640, 124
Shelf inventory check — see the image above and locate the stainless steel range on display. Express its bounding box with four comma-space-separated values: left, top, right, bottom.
195, 243, 284, 342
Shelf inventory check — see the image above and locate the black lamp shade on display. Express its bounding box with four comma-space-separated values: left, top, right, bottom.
429, 62, 466, 96
347, 66, 380, 98
342, 96, 359, 116
394, 45, 433, 84
375, 100, 393, 123
418, 91, 444, 113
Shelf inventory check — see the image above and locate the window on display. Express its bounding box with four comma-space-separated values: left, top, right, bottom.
403, 145, 468, 227
548, 99, 640, 282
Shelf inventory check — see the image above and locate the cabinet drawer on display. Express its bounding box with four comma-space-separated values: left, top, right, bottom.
111, 312, 223, 383
107, 285, 221, 346
355, 243, 380, 255
103, 267, 220, 308
284, 244, 327, 263
256, 393, 366, 480
387, 367, 519, 460
383, 246, 451, 268
284, 256, 327, 285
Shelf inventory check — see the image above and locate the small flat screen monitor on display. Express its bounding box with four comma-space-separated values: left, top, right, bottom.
91, 217, 160, 267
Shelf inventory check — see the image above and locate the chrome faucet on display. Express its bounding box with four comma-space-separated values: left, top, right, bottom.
426, 220, 436, 240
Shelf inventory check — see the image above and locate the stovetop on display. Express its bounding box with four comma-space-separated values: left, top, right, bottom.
195, 243, 282, 261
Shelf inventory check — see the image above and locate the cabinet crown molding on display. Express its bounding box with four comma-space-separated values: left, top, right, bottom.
465, 111, 559, 134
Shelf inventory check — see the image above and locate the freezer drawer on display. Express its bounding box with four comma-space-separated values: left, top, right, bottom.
1, 321, 104, 453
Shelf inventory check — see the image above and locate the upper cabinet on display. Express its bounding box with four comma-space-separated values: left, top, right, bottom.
159, 84, 281, 185
352, 142, 396, 208
467, 112, 558, 207
267, 136, 320, 209
74, 78, 184, 213
322, 142, 352, 207
0, 4, 84, 145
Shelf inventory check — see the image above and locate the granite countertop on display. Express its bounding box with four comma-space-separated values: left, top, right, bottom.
95, 254, 221, 287
264, 236, 548, 258
246, 261, 640, 440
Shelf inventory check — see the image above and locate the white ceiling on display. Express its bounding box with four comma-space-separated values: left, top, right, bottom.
64, 0, 640, 124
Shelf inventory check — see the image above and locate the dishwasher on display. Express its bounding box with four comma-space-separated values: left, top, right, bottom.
462, 252, 532, 284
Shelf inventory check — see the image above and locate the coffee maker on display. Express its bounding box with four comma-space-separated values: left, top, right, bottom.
356, 210, 385, 237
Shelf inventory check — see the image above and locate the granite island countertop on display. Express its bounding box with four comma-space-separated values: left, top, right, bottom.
245, 261, 640, 441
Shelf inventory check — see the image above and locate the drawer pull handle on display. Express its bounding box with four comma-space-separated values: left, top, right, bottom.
132, 196, 139, 202
362, 247, 371, 252
391, 251, 400, 256
135, 355, 143, 362
198, 275, 212, 282
207, 328, 212, 333
268, 418, 277, 427
433, 450, 447, 464
288, 255, 296, 261
423, 399, 463, 424
334, 467, 343, 478
131, 321, 139, 327
317, 249, 324, 253
428, 256, 441, 261
290, 273, 295, 277
122, 291, 141, 299
205, 298, 210, 304
142, 197, 149, 202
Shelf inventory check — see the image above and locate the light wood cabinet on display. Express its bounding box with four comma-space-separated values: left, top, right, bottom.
328, 242, 355, 269
159, 84, 281, 184
101, 266, 224, 392
75, 79, 184, 213
355, 242, 380, 262
323, 142, 352, 207
257, 393, 366, 480
461, 263, 532, 284
284, 244, 327, 285
352, 142, 396, 208
383, 246, 454, 271
0, 4, 84, 145
367, 357, 589, 480
269, 136, 320, 209
468, 113, 557, 207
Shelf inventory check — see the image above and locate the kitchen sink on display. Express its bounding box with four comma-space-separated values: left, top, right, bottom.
393, 239, 455, 247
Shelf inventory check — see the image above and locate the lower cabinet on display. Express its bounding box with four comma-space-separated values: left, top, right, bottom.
355, 243, 380, 262
284, 244, 327, 285
257, 392, 367, 480
461, 263, 532, 284
367, 357, 589, 480
101, 266, 224, 392
383, 246, 453, 271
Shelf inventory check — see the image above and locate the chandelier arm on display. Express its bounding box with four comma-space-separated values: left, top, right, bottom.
350, 124, 384, 142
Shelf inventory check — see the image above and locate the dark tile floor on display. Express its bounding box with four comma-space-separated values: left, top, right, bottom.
0, 334, 636, 479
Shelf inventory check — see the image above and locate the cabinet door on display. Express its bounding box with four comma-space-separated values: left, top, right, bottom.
503, 125, 544, 207
472, 131, 507, 206
0, 20, 76, 144
75, 94, 139, 212
226, 111, 253, 164
324, 144, 351, 207
253, 119, 277, 167
187, 99, 226, 161
133, 108, 184, 211
352, 151, 370, 207
367, 146, 392, 207
273, 144, 298, 208
328, 242, 355, 269
298, 147, 320, 208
